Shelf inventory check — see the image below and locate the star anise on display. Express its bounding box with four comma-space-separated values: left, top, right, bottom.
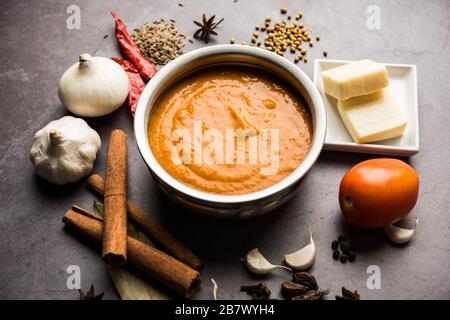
78, 284, 104, 300
193, 14, 224, 43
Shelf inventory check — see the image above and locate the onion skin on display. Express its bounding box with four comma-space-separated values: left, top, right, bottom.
339, 158, 419, 229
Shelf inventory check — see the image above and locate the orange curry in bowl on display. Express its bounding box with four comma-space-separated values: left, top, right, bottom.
147, 66, 312, 195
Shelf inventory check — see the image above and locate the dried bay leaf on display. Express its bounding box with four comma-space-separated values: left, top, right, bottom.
93, 201, 172, 300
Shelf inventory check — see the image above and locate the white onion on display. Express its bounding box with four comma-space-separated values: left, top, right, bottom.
58, 53, 130, 117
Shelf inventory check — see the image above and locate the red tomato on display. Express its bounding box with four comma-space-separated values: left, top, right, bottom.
339, 158, 419, 228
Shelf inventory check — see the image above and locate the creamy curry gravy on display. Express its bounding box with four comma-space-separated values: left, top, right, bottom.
148, 66, 312, 195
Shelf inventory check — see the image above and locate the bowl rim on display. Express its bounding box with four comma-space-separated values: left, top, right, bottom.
134, 44, 326, 204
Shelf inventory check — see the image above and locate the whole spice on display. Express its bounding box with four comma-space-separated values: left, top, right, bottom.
132, 19, 185, 65
331, 240, 339, 250
348, 251, 356, 262
241, 283, 271, 300
336, 287, 360, 300
292, 272, 318, 291
332, 235, 357, 263
289, 271, 329, 300
92, 202, 171, 300
103, 129, 128, 266
111, 58, 145, 117
79, 285, 104, 300
281, 281, 307, 298
58, 54, 130, 117
111, 12, 158, 81
29, 116, 101, 185
247, 9, 325, 63
63, 206, 201, 298
292, 289, 329, 300
332, 249, 340, 260
193, 14, 224, 43
245, 248, 291, 275
87, 174, 202, 270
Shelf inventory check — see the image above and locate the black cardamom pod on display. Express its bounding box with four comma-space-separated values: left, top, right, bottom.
281, 281, 308, 298
292, 272, 319, 291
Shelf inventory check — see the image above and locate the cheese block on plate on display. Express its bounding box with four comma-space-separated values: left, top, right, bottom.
337, 89, 407, 143
322, 59, 389, 100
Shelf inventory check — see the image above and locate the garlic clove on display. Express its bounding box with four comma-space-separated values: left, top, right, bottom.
385, 217, 419, 244
245, 248, 291, 275
211, 278, 218, 300
284, 228, 316, 270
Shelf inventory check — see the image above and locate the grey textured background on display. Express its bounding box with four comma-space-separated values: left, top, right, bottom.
0, 0, 449, 300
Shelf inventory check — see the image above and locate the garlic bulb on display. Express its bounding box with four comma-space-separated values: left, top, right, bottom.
30, 116, 101, 185
58, 54, 129, 117
245, 248, 291, 275
284, 228, 316, 270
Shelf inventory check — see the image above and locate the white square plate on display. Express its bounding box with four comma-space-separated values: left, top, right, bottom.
313, 59, 419, 156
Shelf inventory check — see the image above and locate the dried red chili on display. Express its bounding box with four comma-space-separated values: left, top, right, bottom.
111, 12, 158, 81
111, 57, 144, 116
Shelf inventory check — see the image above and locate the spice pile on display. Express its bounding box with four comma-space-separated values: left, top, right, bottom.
331, 235, 357, 263
232, 7, 328, 63
132, 19, 185, 65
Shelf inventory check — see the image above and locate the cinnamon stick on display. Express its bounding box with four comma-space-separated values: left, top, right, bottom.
87, 173, 203, 270
103, 129, 128, 265
63, 206, 201, 298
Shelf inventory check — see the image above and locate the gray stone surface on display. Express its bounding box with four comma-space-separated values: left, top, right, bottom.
0, 0, 449, 300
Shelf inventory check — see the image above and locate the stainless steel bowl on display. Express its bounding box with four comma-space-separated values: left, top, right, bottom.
134, 45, 326, 218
